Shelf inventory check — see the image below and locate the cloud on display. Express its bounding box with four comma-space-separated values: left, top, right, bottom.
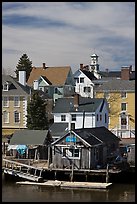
2, 2, 135, 75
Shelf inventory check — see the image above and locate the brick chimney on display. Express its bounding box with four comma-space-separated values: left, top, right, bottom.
80, 64, 84, 70
43, 63, 46, 69
121, 66, 132, 80
74, 94, 79, 110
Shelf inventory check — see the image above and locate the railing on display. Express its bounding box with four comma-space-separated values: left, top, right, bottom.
110, 125, 135, 139
3, 158, 44, 182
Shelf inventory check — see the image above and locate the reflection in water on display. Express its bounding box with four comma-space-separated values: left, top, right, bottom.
2, 176, 135, 202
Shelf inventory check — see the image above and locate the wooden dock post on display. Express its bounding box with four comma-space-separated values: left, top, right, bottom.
106, 164, 109, 183
70, 161, 74, 182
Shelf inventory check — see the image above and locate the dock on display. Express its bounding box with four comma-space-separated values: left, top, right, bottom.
16, 180, 112, 189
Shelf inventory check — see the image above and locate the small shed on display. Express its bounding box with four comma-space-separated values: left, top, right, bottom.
51, 126, 121, 170
7, 129, 52, 160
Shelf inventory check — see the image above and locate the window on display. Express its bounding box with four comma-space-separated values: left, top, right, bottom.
84, 87, 91, 93
71, 123, 75, 130
14, 96, 20, 107
121, 103, 126, 111
54, 87, 58, 94
75, 78, 79, 83
3, 97, 9, 107
3, 111, 9, 123
14, 111, 20, 123
80, 78, 84, 83
100, 114, 102, 121
62, 148, 80, 159
3, 83, 9, 91
61, 115, 66, 121
71, 114, 76, 121
121, 92, 127, 98
94, 148, 99, 160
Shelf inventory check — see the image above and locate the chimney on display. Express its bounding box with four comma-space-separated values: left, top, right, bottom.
74, 94, 79, 110
19, 70, 26, 86
43, 63, 46, 69
33, 80, 39, 90
80, 64, 83, 70
121, 66, 131, 80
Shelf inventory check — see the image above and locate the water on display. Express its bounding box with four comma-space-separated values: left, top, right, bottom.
2, 175, 135, 202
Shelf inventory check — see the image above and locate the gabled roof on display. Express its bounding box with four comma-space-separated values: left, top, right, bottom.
2, 75, 31, 96
51, 126, 120, 147
94, 78, 135, 92
74, 127, 120, 145
40, 75, 52, 85
74, 69, 97, 81
27, 66, 71, 86
82, 70, 97, 80
52, 96, 105, 113
49, 123, 69, 138
10, 129, 49, 145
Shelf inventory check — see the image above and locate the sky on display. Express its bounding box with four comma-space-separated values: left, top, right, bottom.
2, 2, 135, 76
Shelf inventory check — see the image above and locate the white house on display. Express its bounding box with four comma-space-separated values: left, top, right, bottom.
52, 94, 109, 130
73, 64, 96, 98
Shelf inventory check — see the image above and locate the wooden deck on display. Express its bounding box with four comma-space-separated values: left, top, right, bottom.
2, 158, 122, 183
16, 180, 112, 189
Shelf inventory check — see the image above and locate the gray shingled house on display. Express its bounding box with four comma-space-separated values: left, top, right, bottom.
51, 126, 121, 170
8, 129, 52, 160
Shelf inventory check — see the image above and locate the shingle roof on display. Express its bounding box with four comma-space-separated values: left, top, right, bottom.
74, 127, 120, 146
52, 126, 120, 146
94, 79, 135, 92
27, 66, 71, 86
49, 123, 69, 137
2, 75, 31, 96
10, 129, 49, 145
52, 96, 105, 113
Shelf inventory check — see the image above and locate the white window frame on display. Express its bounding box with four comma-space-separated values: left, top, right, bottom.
3, 111, 9, 123
121, 103, 127, 111
83, 87, 91, 93
71, 114, 76, 121
3, 83, 9, 91
74, 78, 79, 83
62, 147, 80, 159
61, 115, 66, 121
14, 96, 20, 107
14, 111, 20, 123
3, 97, 9, 107
80, 77, 84, 83
121, 92, 127, 99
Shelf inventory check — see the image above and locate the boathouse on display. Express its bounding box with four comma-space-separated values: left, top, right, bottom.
7, 129, 52, 160
51, 126, 121, 170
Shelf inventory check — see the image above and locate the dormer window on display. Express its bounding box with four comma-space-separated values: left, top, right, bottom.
3, 82, 9, 91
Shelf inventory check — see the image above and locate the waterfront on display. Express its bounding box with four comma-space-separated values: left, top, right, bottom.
2, 175, 135, 202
